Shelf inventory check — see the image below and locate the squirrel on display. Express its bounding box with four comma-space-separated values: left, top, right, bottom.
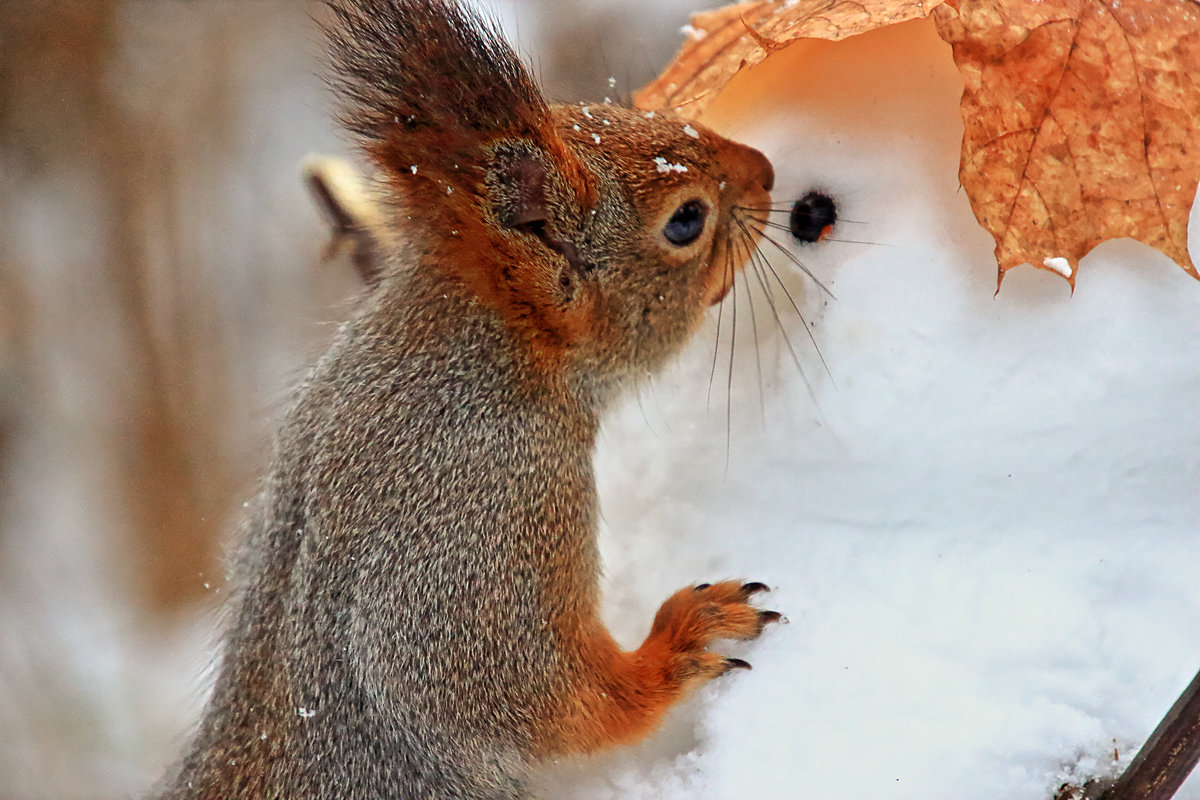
156, 1, 779, 798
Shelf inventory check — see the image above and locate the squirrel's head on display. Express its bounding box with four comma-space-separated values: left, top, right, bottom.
327, 0, 773, 401
486, 105, 775, 389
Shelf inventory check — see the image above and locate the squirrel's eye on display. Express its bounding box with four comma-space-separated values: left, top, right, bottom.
662, 200, 707, 247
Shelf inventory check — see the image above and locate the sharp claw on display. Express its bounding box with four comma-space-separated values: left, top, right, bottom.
740, 581, 770, 597
694, 583, 712, 591
759, 610, 782, 625
724, 657, 752, 672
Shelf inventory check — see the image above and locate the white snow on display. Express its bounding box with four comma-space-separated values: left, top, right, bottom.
1044, 256, 1074, 277
683, 124, 701, 139
536, 16, 1200, 800
654, 156, 689, 174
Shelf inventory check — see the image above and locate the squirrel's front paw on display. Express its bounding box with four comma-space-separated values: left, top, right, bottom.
544, 581, 781, 752
640, 580, 781, 691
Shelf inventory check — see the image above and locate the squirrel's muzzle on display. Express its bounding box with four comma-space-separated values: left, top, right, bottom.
747, 146, 775, 193
701, 140, 775, 307
727, 142, 774, 194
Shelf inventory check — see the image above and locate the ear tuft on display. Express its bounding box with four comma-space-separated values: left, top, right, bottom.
324, 0, 596, 219
325, 0, 548, 176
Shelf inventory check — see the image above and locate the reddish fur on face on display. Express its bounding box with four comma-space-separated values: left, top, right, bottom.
327, 0, 776, 376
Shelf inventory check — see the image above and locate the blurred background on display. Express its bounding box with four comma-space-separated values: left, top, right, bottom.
0, 1, 718, 796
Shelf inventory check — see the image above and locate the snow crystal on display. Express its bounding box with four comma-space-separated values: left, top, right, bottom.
682, 124, 700, 139
592, 134, 602, 144
653, 156, 688, 174
409, 165, 418, 175
297, 707, 316, 719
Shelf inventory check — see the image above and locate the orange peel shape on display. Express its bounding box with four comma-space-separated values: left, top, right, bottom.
634, 0, 947, 116
935, 0, 1200, 287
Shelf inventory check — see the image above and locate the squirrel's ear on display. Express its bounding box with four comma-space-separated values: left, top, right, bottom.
303, 155, 386, 286
491, 146, 591, 275
325, 0, 585, 198
497, 151, 550, 228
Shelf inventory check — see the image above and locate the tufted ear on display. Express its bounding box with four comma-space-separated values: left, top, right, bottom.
325, 0, 590, 199
324, 0, 599, 228
490, 146, 591, 275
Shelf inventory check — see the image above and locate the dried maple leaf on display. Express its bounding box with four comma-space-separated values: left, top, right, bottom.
934, 0, 1200, 287
634, 0, 947, 116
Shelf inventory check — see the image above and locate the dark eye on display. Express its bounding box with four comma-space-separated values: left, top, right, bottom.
662, 200, 707, 247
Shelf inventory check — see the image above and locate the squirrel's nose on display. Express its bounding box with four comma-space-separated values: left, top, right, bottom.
731, 143, 774, 193
750, 147, 775, 192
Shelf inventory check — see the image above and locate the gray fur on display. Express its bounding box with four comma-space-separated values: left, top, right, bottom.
159, 267, 599, 799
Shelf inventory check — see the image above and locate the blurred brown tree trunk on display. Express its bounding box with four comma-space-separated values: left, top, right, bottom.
0, 0, 233, 614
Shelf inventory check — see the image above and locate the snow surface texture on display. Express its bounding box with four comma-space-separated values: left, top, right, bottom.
536, 19, 1200, 800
